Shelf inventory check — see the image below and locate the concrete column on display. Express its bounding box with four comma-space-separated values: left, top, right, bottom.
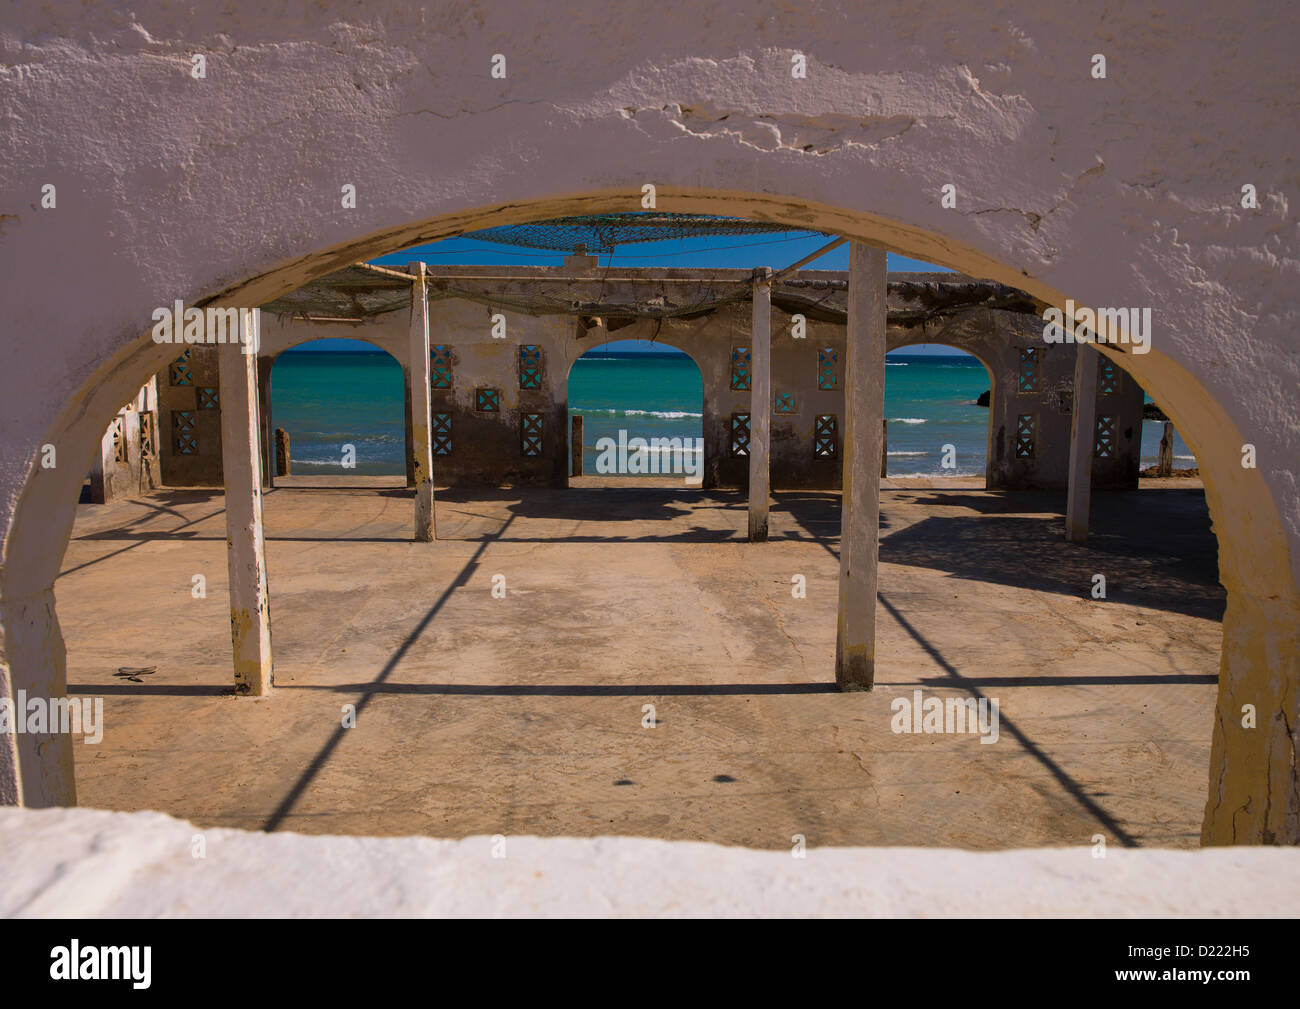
1065, 344, 1099, 543
836, 243, 887, 691
257, 356, 274, 490
571, 415, 583, 477
1, 588, 75, 805
748, 268, 772, 541
409, 262, 436, 541
219, 312, 273, 695
86, 433, 109, 504
0, 663, 18, 804
275, 428, 291, 476
403, 382, 415, 488
1158, 422, 1174, 477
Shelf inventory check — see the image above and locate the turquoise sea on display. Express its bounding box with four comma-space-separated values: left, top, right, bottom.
270, 349, 1193, 478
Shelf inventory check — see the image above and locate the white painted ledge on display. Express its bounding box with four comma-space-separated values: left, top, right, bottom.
1, 808, 1296, 917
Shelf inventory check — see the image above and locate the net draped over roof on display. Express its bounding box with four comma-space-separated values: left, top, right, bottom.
462, 213, 820, 253
261, 263, 1044, 329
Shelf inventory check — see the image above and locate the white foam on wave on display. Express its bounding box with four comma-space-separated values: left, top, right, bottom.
588, 444, 704, 456
887, 470, 984, 479
887, 451, 927, 457
578, 408, 703, 419
889, 418, 927, 424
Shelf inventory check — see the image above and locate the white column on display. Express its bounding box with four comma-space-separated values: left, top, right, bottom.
409, 262, 436, 541
219, 312, 273, 695
835, 243, 886, 691
1, 588, 75, 805
0, 677, 17, 803
257, 356, 274, 490
1066, 344, 1099, 543
748, 267, 772, 541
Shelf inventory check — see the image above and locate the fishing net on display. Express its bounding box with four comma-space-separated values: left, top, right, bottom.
463, 213, 821, 253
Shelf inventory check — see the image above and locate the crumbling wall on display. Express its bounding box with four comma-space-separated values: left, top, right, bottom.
156, 347, 223, 488
86, 380, 160, 503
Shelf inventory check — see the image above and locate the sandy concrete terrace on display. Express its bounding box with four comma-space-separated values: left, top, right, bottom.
57, 476, 1223, 849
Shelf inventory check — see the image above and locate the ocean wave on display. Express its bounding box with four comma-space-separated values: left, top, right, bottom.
885, 362, 908, 367
577, 408, 703, 419
887, 451, 927, 457
589, 444, 703, 455
295, 433, 402, 444
889, 418, 927, 424
290, 455, 399, 466
887, 470, 984, 479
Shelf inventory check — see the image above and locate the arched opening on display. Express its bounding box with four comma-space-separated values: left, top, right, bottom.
5, 193, 1293, 849
268, 338, 406, 478
568, 338, 704, 483
1140, 395, 1198, 478
883, 345, 993, 484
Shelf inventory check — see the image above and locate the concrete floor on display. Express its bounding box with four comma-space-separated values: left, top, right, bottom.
57, 476, 1224, 849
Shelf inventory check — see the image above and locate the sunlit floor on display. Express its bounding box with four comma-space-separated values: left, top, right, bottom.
58, 475, 1224, 849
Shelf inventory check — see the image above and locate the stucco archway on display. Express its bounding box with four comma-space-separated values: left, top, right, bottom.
5, 191, 1293, 847
887, 332, 997, 486
265, 336, 407, 478
2, 9, 1295, 843
566, 336, 705, 482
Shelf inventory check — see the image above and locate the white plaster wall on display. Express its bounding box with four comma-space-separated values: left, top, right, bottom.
1, 807, 1296, 917
0, 3, 1296, 837
0, 5, 1295, 585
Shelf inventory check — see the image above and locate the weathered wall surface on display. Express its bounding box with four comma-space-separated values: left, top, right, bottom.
0, 3, 1295, 842
156, 347, 223, 486
233, 282, 1117, 494
894, 311, 1145, 492
426, 300, 573, 487
86, 380, 160, 503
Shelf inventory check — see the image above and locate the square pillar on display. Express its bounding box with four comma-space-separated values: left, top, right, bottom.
409, 262, 436, 541
1066, 344, 1099, 543
219, 311, 273, 695
1, 588, 75, 805
836, 243, 886, 691
748, 267, 773, 541
257, 356, 274, 490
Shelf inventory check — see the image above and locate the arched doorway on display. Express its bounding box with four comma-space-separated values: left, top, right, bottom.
269, 338, 406, 478
883, 345, 992, 483
4, 194, 1294, 847
568, 338, 704, 482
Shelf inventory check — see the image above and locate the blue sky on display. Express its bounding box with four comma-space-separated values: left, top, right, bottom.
295, 230, 963, 354
369, 231, 951, 274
